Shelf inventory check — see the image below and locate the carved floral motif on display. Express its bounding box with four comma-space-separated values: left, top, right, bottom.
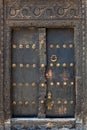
6, 0, 81, 19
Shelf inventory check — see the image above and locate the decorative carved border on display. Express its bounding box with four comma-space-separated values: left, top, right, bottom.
5, 0, 81, 20
0, 0, 4, 129
2, 0, 87, 129
81, 0, 87, 128
3, 20, 82, 130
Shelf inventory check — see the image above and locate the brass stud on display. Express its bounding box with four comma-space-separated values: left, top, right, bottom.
25, 83, 29, 87
50, 82, 54, 86
32, 44, 36, 49
63, 63, 67, 67
18, 83, 23, 87
40, 100, 44, 104
19, 64, 24, 68
12, 64, 16, 68
32, 101, 35, 105
58, 100, 61, 104
70, 63, 74, 67
12, 83, 16, 87
50, 63, 53, 67
69, 44, 73, 48
19, 44, 23, 49
41, 83, 45, 87
56, 63, 60, 67
12, 44, 17, 48
41, 64, 45, 68
47, 106, 52, 110
71, 82, 74, 86
32, 82, 36, 87
50, 44, 54, 49
18, 101, 23, 105
48, 92, 52, 99
13, 101, 16, 105
56, 44, 60, 48
63, 44, 67, 48
70, 101, 74, 104
25, 101, 29, 105
64, 100, 68, 104
26, 44, 30, 48
57, 82, 60, 86
26, 64, 30, 68
32, 64, 36, 68
63, 82, 67, 86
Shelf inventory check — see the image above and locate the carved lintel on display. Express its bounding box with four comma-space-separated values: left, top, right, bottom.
5, 0, 81, 20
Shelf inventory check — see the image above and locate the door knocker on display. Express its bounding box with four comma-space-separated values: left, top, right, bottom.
51, 55, 57, 62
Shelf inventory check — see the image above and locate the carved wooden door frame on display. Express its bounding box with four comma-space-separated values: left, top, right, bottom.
0, 0, 87, 129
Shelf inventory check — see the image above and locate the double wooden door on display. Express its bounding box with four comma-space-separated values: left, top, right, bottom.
11, 28, 75, 118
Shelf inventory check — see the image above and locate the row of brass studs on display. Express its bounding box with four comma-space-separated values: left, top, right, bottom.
12, 64, 45, 68
57, 100, 74, 105
50, 44, 73, 49
12, 44, 36, 49
12, 100, 74, 106
50, 63, 74, 67
12, 63, 74, 68
12, 101, 36, 106
12, 82, 37, 87
12, 82, 74, 87
50, 82, 74, 86
12, 83, 46, 87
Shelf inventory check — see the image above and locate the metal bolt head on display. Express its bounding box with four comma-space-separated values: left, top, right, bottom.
41, 83, 45, 87
71, 82, 74, 85
18, 83, 23, 87
70, 63, 74, 67
26, 64, 30, 68
12, 64, 16, 68
50, 82, 54, 86
25, 83, 29, 87
32, 44, 36, 49
40, 100, 44, 104
70, 101, 74, 104
57, 82, 60, 86
69, 44, 73, 48
63, 82, 67, 86
50, 44, 54, 49
41, 64, 45, 68
12, 83, 16, 87
26, 44, 30, 48
32, 82, 36, 87
18, 101, 23, 105
56, 44, 60, 48
20, 64, 24, 68
64, 100, 68, 104
63, 63, 67, 67
32, 101, 35, 105
25, 101, 29, 105
63, 44, 67, 48
12, 44, 17, 48
32, 64, 36, 68
58, 100, 61, 104
50, 63, 53, 67
13, 101, 16, 105
56, 63, 60, 67
19, 44, 23, 48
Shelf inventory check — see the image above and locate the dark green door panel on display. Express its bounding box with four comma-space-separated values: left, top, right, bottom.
46, 28, 75, 117
11, 28, 40, 117
11, 28, 75, 118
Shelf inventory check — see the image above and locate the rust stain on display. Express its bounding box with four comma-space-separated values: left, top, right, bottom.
58, 106, 67, 115
46, 70, 53, 79
60, 70, 70, 81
